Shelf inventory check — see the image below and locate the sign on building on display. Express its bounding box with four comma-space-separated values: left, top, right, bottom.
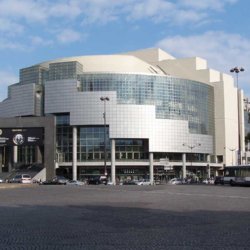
0, 128, 44, 146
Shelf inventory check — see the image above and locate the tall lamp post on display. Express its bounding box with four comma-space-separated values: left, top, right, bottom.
183, 143, 201, 167
230, 66, 245, 165
230, 67, 244, 88
100, 96, 110, 176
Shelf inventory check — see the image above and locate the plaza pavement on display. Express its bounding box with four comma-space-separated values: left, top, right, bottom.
0, 183, 249, 249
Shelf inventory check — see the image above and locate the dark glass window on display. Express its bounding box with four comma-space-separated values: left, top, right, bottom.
77, 126, 110, 161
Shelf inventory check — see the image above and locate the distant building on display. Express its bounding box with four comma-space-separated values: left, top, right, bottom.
0, 48, 244, 182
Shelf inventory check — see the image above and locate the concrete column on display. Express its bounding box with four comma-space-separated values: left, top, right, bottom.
13, 146, 18, 164
215, 170, 218, 177
111, 139, 116, 184
35, 146, 42, 163
72, 126, 77, 181
8, 147, 12, 173
25, 147, 28, 164
207, 164, 211, 178
0, 147, 2, 173
149, 152, 154, 185
207, 155, 211, 178
182, 153, 186, 179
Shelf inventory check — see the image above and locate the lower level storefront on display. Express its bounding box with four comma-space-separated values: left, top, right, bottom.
55, 162, 221, 184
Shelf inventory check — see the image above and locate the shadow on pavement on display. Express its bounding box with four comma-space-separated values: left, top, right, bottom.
0, 204, 249, 249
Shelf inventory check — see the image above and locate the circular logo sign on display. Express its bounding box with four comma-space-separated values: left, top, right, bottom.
13, 134, 24, 145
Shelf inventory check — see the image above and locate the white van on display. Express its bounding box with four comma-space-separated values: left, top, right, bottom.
13, 174, 32, 184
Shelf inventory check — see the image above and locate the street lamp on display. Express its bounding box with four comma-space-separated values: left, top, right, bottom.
230, 66, 245, 165
183, 143, 201, 167
224, 147, 236, 166
230, 67, 244, 88
100, 96, 110, 176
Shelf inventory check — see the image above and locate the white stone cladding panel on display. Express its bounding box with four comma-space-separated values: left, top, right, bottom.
45, 79, 213, 154
212, 74, 238, 165
149, 119, 212, 153
0, 84, 35, 117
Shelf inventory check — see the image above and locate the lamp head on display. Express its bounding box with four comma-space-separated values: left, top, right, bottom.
100, 96, 110, 101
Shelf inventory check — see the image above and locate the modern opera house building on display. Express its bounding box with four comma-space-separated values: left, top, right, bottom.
0, 48, 244, 183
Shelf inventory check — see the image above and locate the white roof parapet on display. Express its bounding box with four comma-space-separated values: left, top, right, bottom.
37, 54, 163, 75
123, 47, 175, 63
24, 48, 228, 85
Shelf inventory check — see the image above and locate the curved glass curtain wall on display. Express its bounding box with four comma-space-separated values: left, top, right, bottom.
78, 73, 214, 135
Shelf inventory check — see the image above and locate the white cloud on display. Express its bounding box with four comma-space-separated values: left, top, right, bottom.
156, 31, 250, 96
0, 71, 18, 101
127, 0, 237, 24
128, 0, 174, 22
48, 1, 82, 19
0, 0, 48, 23
0, 0, 240, 52
56, 29, 84, 44
178, 0, 238, 11
30, 36, 53, 47
0, 0, 238, 27
0, 18, 24, 36
0, 39, 25, 50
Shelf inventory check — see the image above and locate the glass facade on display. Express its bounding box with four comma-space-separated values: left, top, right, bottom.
115, 139, 148, 160
48, 61, 83, 81
56, 116, 149, 162
17, 146, 36, 164
56, 115, 72, 162
20, 65, 214, 136
244, 110, 250, 135
20, 65, 48, 85
20, 61, 83, 85
78, 73, 214, 135
77, 126, 109, 161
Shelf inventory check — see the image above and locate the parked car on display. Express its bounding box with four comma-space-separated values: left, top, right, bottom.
41, 176, 68, 185
169, 178, 183, 185
122, 180, 138, 185
137, 179, 151, 185
214, 176, 224, 185
0, 178, 4, 183
88, 176, 107, 185
67, 180, 85, 186
12, 174, 32, 184
203, 178, 214, 184
52, 176, 68, 184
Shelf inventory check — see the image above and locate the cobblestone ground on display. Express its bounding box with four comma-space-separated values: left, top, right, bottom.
0, 184, 249, 249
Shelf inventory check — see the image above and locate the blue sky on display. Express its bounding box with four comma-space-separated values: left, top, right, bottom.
0, 0, 250, 101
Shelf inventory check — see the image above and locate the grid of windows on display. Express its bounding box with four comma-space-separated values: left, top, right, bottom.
56, 119, 149, 162
77, 126, 109, 161
56, 115, 72, 162
78, 73, 214, 135
115, 139, 148, 160
48, 61, 83, 81
56, 114, 70, 126
20, 65, 48, 85
17, 146, 36, 164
